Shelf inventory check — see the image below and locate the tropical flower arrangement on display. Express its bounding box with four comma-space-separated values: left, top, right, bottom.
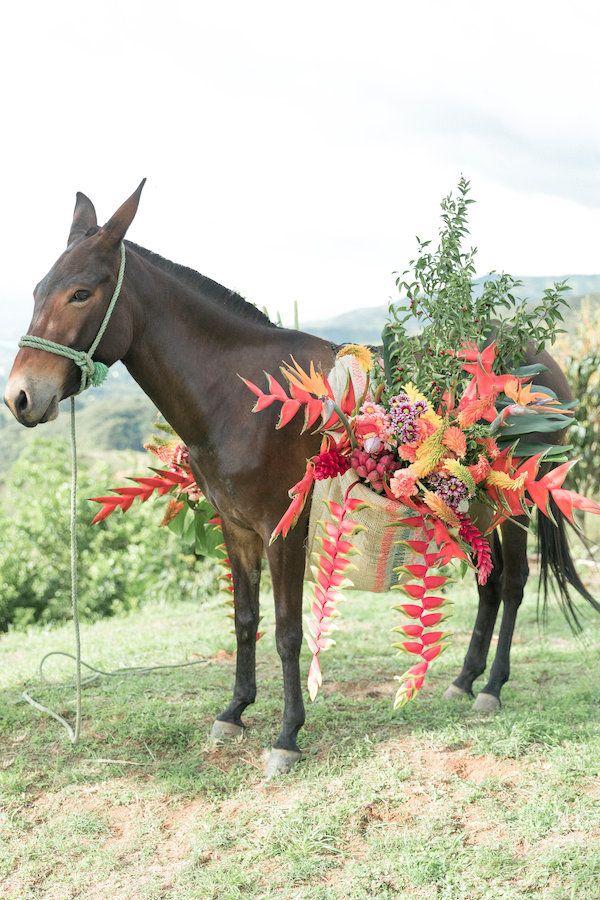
240, 339, 599, 705
90, 179, 600, 708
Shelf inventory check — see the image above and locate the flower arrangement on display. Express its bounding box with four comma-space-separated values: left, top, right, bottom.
241, 337, 600, 706
90, 180, 600, 709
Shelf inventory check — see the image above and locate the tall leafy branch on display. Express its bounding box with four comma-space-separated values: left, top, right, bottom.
381, 177, 571, 399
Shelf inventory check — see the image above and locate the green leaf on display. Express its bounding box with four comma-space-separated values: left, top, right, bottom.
500, 414, 572, 436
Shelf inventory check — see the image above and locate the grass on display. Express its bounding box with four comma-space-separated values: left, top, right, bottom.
1, 569, 599, 899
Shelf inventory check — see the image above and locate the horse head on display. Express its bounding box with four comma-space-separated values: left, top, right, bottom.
5, 180, 145, 426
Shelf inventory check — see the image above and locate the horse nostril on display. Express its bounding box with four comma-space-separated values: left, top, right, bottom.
16, 390, 30, 416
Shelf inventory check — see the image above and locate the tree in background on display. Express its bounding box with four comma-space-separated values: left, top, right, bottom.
0, 438, 218, 630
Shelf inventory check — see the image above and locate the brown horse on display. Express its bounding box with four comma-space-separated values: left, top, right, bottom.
5, 183, 597, 774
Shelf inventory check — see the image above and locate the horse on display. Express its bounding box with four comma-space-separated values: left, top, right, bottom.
5, 182, 597, 775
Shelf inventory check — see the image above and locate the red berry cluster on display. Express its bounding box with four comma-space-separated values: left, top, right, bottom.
313, 449, 352, 481
351, 449, 400, 493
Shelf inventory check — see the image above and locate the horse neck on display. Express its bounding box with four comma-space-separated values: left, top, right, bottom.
121, 252, 269, 448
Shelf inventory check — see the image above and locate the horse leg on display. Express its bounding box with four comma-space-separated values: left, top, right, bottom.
473, 519, 529, 714
263, 526, 307, 777
210, 518, 263, 741
443, 531, 503, 700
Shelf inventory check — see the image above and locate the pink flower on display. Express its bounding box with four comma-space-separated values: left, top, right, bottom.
359, 401, 387, 417
354, 409, 393, 450
389, 469, 418, 500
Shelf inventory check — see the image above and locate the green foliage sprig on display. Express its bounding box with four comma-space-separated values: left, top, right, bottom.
381, 177, 571, 399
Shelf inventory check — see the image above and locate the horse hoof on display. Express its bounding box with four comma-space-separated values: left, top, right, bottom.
264, 748, 302, 778
443, 683, 469, 701
473, 692, 501, 715
209, 719, 244, 742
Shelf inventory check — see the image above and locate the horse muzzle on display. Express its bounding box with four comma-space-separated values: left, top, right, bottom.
4, 375, 60, 427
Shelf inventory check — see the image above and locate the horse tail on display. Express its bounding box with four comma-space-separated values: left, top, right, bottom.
537, 498, 600, 632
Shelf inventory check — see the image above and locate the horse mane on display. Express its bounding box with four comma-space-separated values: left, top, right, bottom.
126, 241, 275, 328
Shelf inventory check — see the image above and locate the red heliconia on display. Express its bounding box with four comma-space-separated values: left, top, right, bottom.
305, 484, 366, 701
89, 467, 197, 524
392, 515, 457, 707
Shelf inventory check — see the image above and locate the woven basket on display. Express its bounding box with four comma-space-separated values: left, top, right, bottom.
305, 464, 420, 593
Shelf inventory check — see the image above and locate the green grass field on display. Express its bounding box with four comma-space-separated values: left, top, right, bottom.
1, 569, 599, 899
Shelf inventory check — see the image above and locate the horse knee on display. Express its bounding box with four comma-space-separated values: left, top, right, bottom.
503, 566, 529, 603
275, 620, 303, 660
235, 610, 259, 643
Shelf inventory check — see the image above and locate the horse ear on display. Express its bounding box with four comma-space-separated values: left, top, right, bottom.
67, 192, 98, 247
101, 179, 146, 245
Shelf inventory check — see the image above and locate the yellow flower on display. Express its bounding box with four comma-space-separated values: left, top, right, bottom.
336, 344, 373, 372
403, 382, 443, 428
485, 470, 526, 492
422, 489, 460, 527
409, 425, 447, 478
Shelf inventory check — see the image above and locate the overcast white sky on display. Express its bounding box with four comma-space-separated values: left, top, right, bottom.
2, 0, 600, 337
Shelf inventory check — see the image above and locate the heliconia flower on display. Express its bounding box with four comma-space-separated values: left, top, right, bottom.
442, 426, 467, 458
306, 486, 365, 701
389, 469, 418, 500
455, 341, 512, 397
421, 489, 460, 527
269, 462, 316, 543
392, 519, 455, 707
458, 514, 493, 585
90, 468, 197, 524
468, 454, 491, 484
524, 459, 600, 524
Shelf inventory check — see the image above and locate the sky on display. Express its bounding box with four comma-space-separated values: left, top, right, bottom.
2, 0, 600, 338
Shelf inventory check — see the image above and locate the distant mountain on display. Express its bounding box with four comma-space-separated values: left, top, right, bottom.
305, 276, 600, 344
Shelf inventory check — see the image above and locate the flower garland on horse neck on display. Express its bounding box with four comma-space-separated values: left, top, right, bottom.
241, 340, 600, 708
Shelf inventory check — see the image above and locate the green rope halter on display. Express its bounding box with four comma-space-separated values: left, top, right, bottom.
18, 241, 127, 393
17, 242, 126, 744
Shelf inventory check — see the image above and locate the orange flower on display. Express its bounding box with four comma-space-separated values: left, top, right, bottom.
399, 445, 417, 462
422, 490, 460, 527
281, 356, 331, 399
443, 426, 467, 457
409, 426, 447, 478
468, 455, 491, 484
504, 377, 567, 413
477, 436, 500, 460
390, 470, 418, 500
457, 393, 498, 427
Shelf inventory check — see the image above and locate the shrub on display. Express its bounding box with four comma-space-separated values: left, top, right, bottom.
0, 438, 219, 631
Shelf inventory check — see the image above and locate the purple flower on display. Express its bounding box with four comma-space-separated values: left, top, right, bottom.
427, 473, 469, 510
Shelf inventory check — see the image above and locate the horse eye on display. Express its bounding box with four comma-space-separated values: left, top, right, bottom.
70, 289, 91, 303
